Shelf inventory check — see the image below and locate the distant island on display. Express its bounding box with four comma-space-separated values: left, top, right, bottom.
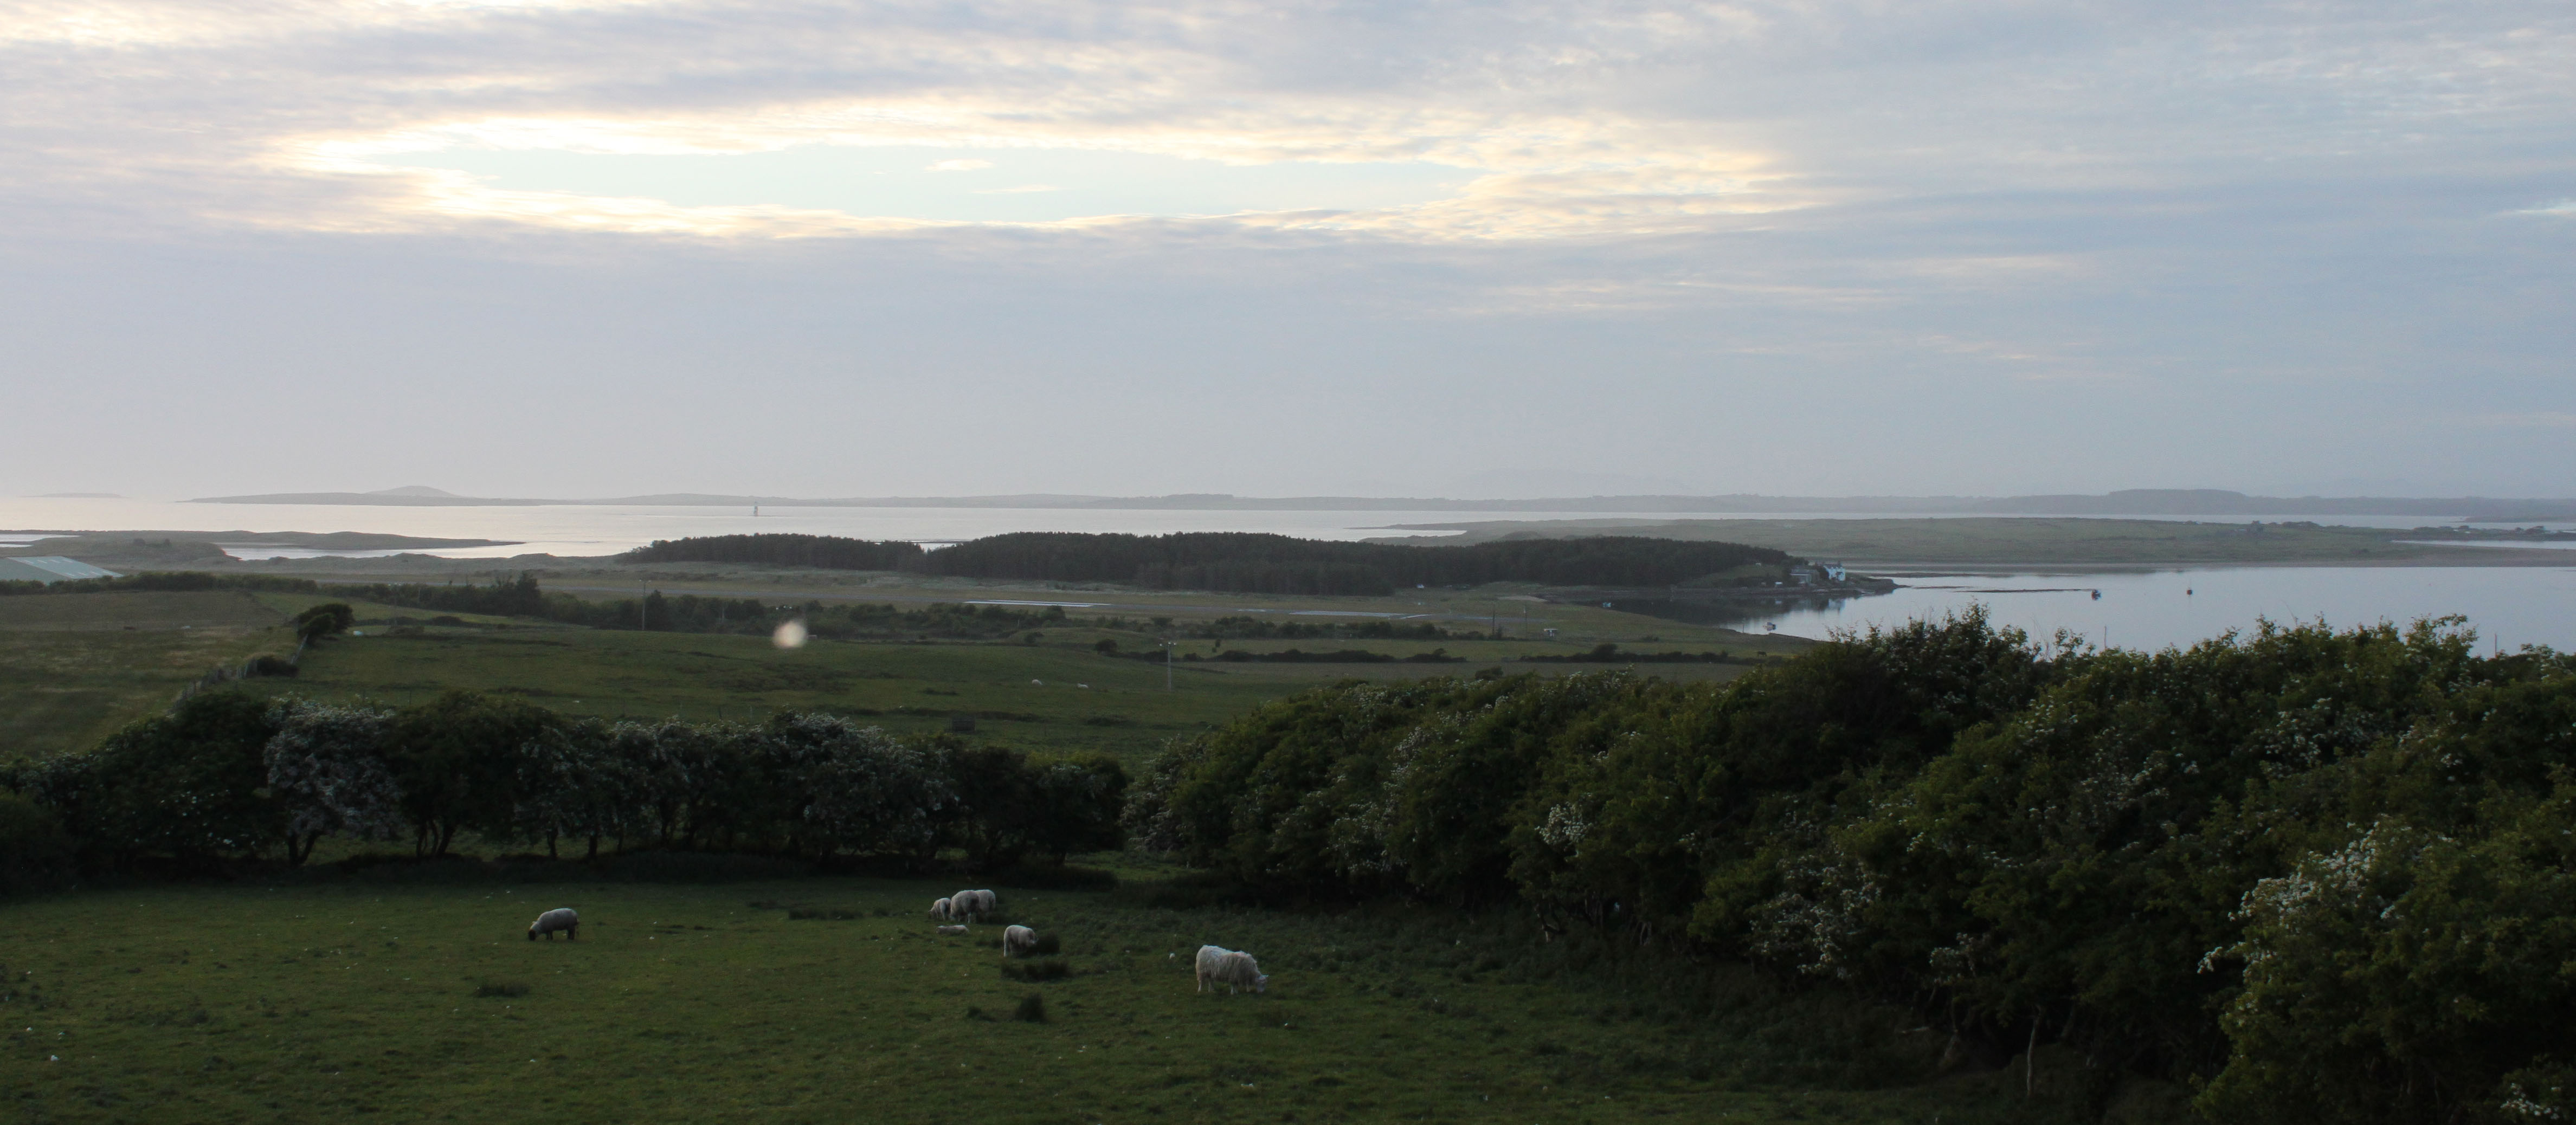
184, 487, 2576, 522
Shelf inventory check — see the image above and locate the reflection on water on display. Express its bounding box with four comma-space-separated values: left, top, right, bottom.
1627, 567, 2576, 653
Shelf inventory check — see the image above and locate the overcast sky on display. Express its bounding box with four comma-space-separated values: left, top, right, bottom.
3, 0, 2570, 500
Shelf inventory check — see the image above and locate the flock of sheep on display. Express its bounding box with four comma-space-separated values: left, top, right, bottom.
520, 894, 1270, 994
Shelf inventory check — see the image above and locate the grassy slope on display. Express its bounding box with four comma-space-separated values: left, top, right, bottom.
1380, 517, 2562, 567
0, 871, 2103, 1125
0, 581, 1792, 764
0, 592, 289, 761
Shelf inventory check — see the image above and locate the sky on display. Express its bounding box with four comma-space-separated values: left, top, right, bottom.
2, 0, 2571, 501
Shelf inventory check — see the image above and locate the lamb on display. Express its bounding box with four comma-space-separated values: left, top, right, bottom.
1194, 945, 1268, 994
936, 924, 969, 936
930, 897, 954, 922
1003, 924, 1038, 959
527, 908, 579, 941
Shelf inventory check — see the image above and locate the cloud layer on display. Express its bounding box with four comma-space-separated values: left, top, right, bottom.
1, 1, 2571, 497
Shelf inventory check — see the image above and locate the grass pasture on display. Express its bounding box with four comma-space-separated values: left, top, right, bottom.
0, 868, 2105, 1124
1, 580, 1793, 765
0, 592, 289, 760
227, 613, 1775, 761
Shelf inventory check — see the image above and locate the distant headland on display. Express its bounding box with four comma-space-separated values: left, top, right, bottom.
183, 487, 2576, 522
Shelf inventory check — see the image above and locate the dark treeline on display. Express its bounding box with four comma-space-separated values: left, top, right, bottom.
352, 574, 1071, 639
1115, 647, 1467, 665
1, 690, 1124, 874
1520, 644, 1755, 664
1162, 616, 1458, 641
923, 532, 1789, 594
620, 534, 925, 570
1122, 611, 2576, 1124
0, 572, 321, 597
605, 530, 1788, 593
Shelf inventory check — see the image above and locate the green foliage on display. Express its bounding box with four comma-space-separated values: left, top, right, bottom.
0, 571, 320, 597
382, 689, 563, 856
292, 602, 355, 642
0, 791, 76, 894
924, 531, 1791, 594
3, 690, 288, 868
9, 690, 1125, 878
618, 533, 925, 570
1124, 609, 2576, 1116
346, 572, 1073, 639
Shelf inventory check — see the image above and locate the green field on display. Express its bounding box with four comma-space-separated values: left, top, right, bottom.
0, 592, 292, 760
1, 583, 1796, 764
0, 865, 2134, 1124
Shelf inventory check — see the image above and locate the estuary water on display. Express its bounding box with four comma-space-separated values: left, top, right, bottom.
1664, 566, 2576, 654
4, 496, 2567, 559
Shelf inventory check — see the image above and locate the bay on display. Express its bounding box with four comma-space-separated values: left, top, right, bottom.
1663, 566, 2576, 654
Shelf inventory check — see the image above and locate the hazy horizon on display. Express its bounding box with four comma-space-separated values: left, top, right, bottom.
3, 1, 2569, 500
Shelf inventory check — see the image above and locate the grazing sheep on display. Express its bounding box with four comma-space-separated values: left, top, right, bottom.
1003, 925, 1038, 959
950, 889, 998, 921
1195, 945, 1267, 994
527, 908, 579, 941
936, 924, 969, 936
930, 897, 954, 922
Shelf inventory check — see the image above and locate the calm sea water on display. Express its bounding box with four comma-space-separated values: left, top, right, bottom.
5, 497, 2566, 559
1658, 566, 2576, 654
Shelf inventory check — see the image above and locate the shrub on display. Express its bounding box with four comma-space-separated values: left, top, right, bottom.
1012, 994, 1048, 1022
0, 793, 76, 895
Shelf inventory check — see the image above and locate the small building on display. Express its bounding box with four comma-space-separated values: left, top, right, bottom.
1821, 562, 1848, 583
0, 556, 120, 584
1789, 566, 1816, 585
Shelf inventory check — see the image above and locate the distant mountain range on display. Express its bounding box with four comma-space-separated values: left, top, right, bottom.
180, 487, 2576, 522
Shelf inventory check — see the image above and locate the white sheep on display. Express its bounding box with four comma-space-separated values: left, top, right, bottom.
527, 908, 579, 941
950, 889, 997, 921
1195, 945, 1268, 994
930, 897, 954, 922
1003, 924, 1038, 959
936, 924, 969, 936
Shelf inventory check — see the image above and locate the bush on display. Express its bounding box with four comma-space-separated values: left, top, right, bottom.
0, 792, 76, 895
1119, 612, 2576, 1104
1012, 994, 1049, 1021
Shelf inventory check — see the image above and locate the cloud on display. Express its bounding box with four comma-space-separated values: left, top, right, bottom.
925, 159, 992, 171
1, 0, 2572, 497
